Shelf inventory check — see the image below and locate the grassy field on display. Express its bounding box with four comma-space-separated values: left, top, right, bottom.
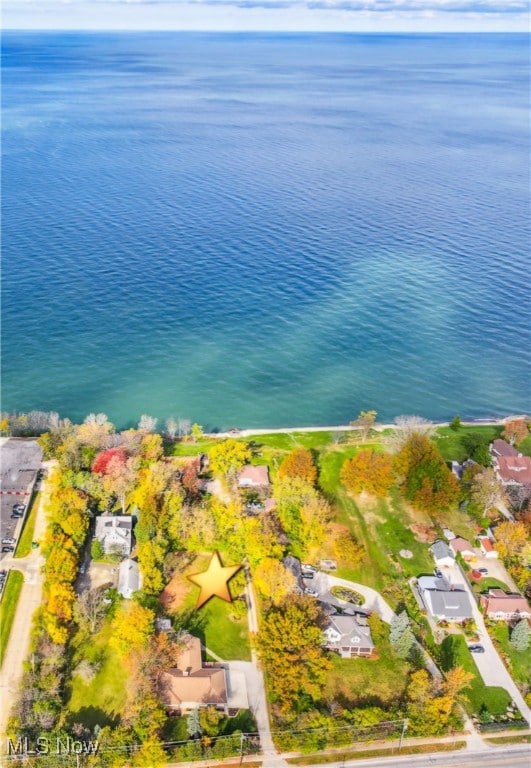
0, 570, 24, 666
287, 741, 467, 764
518, 434, 531, 457
439, 635, 512, 716
163, 554, 251, 661
323, 635, 412, 710
471, 577, 510, 597
14, 491, 41, 558
489, 622, 531, 689
67, 622, 127, 728
433, 425, 502, 462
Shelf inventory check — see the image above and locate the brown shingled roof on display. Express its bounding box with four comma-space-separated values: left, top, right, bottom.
496, 455, 531, 485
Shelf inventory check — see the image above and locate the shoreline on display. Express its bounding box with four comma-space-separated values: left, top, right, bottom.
206, 415, 527, 439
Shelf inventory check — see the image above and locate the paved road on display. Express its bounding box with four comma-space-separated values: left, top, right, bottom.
303, 745, 530, 768
0, 466, 49, 737
446, 562, 531, 726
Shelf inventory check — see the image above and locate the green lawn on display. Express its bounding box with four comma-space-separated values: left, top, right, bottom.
200, 597, 251, 661
439, 635, 512, 716
0, 570, 24, 666
323, 637, 412, 709
471, 577, 510, 597
518, 435, 531, 458
14, 491, 41, 558
434, 425, 502, 463
489, 622, 531, 689
67, 622, 127, 728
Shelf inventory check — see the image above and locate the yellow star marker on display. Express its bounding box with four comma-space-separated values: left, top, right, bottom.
188, 551, 243, 609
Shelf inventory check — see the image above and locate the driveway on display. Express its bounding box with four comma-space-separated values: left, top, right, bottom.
308, 572, 395, 623
470, 555, 519, 593
445, 562, 531, 726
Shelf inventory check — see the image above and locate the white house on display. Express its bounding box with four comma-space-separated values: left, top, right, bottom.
94, 515, 133, 556
323, 614, 374, 657
429, 539, 455, 568
118, 558, 141, 599
417, 576, 473, 623
449, 537, 475, 560
238, 465, 270, 488
477, 536, 498, 559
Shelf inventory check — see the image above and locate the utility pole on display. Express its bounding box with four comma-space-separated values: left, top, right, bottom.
398, 719, 408, 751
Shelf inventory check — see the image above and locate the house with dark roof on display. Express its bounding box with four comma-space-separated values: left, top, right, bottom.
238, 465, 270, 488
323, 613, 374, 657
480, 589, 531, 621
490, 439, 520, 459
159, 634, 248, 714
417, 576, 473, 623
94, 515, 133, 556
429, 539, 455, 568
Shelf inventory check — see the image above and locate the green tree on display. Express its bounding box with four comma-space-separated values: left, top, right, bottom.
394, 433, 459, 511
191, 423, 204, 441
390, 610, 415, 659
449, 416, 461, 431
91, 538, 105, 560
199, 706, 224, 736
510, 619, 530, 651
187, 707, 202, 737
461, 433, 491, 467
471, 468, 504, 517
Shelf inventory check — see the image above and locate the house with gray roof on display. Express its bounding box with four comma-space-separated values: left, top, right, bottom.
323, 613, 374, 657
429, 539, 455, 568
118, 558, 141, 599
417, 577, 473, 623
94, 515, 133, 557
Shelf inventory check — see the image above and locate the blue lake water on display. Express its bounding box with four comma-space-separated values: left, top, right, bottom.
2, 32, 530, 429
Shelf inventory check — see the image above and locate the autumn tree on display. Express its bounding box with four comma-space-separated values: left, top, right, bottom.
394, 433, 459, 511
442, 665, 474, 700
110, 602, 155, 656
470, 468, 504, 516
333, 534, 365, 569
273, 476, 327, 557
92, 448, 127, 475
494, 520, 528, 560
102, 455, 138, 514
350, 410, 377, 441
209, 439, 250, 479
503, 419, 529, 446
74, 587, 108, 634
254, 559, 296, 605
388, 415, 434, 452
139, 433, 164, 463
77, 412, 114, 449
257, 595, 331, 719
278, 448, 317, 486
243, 515, 284, 568
341, 450, 394, 498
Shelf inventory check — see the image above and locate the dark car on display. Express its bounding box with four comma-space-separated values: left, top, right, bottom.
10, 512, 23, 519
302, 572, 314, 579
478, 568, 489, 576
468, 645, 485, 653
1, 545, 15, 553
13, 503, 25, 511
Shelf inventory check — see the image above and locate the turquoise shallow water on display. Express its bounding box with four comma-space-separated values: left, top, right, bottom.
2, 32, 530, 429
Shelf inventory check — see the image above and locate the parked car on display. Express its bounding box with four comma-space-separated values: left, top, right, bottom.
468, 645, 485, 653
1, 538, 16, 545
304, 587, 319, 597
478, 568, 489, 576
434, 568, 443, 578
302, 564, 318, 573
79, 563, 87, 575
10, 512, 23, 519
1, 545, 15, 553
302, 572, 314, 580
13, 503, 25, 512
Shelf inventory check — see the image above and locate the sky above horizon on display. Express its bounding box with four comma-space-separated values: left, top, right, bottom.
4, 0, 530, 32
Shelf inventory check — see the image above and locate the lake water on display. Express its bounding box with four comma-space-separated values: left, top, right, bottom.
2, 32, 530, 429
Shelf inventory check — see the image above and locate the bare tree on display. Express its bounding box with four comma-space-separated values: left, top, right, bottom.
138, 414, 158, 432
166, 417, 178, 440
350, 410, 377, 441
85, 412, 111, 426
75, 587, 108, 633
388, 414, 434, 452
178, 418, 192, 437
471, 468, 505, 516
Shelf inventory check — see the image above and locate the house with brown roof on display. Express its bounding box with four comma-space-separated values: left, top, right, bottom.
449, 537, 475, 560
477, 536, 498, 559
159, 634, 247, 714
238, 465, 270, 488
490, 439, 519, 459
490, 440, 531, 488
480, 589, 531, 621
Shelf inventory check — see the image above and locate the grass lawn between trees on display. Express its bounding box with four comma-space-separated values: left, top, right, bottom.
14, 491, 41, 559
439, 635, 512, 717
0, 569, 24, 666
489, 622, 531, 690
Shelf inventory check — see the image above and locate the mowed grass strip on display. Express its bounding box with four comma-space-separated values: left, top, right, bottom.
439, 635, 512, 716
14, 491, 41, 558
0, 569, 24, 666
489, 622, 531, 688
287, 740, 467, 764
